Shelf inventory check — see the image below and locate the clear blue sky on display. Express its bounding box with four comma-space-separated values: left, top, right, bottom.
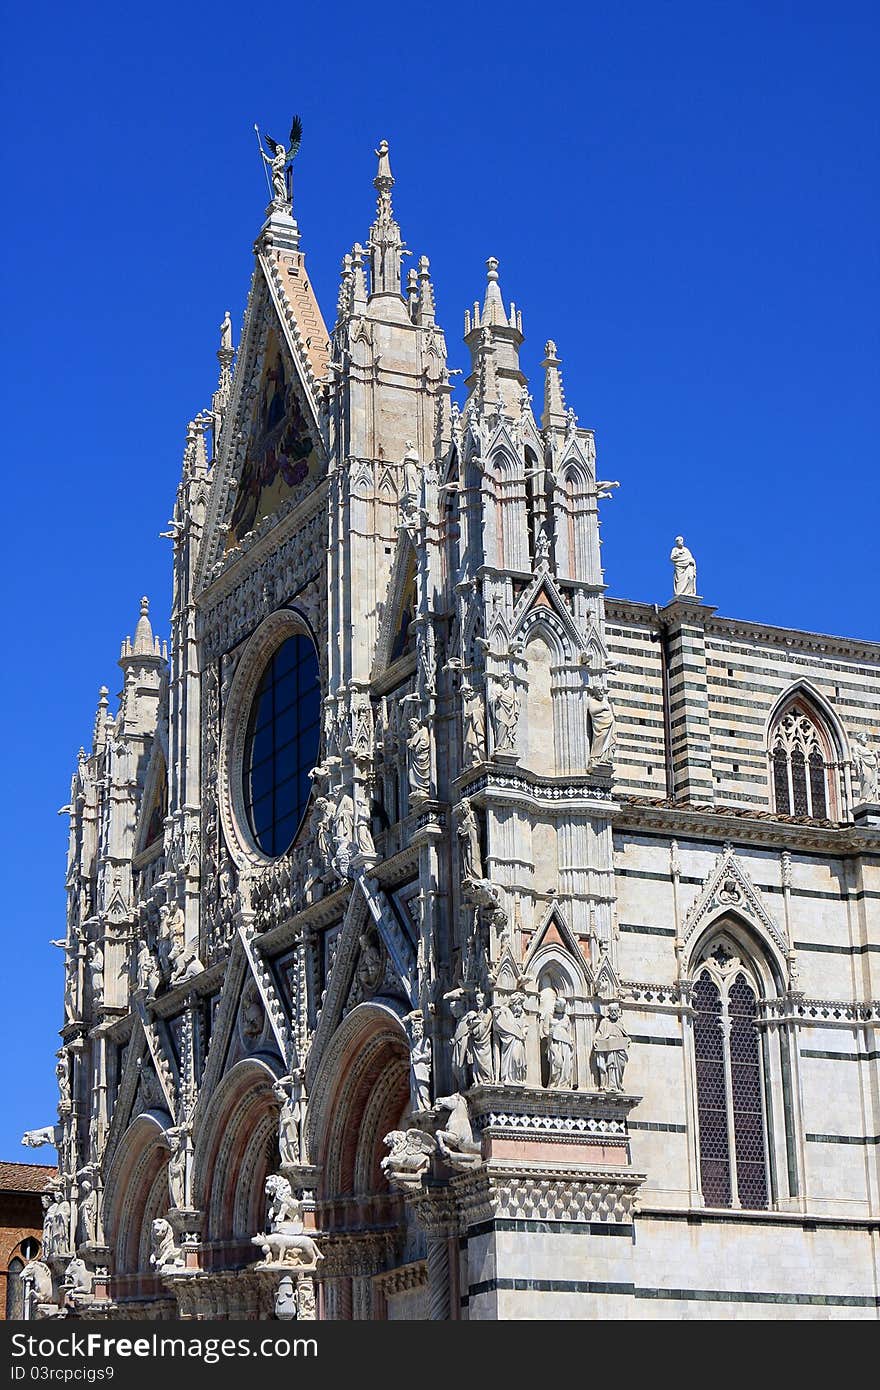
1, 2, 877, 1159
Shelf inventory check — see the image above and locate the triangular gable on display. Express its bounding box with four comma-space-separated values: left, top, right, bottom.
682, 846, 788, 962
103, 1025, 148, 1169
133, 744, 168, 859
524, 901, 590, 980
512, 570, 586, 661
373, 533, 419, 679
195, 263, 329, 589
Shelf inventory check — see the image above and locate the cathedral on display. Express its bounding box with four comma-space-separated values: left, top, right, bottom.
23, 135, 880, 1320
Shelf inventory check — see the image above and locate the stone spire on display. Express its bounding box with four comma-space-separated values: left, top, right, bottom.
464, 257, 526, 415
540, 340, 568, 431
133, 596, 154, 655
368, 140, 407, 313
119, 597, 166, 664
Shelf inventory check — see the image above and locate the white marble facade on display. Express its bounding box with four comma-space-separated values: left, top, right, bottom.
29, 140, 880, 1322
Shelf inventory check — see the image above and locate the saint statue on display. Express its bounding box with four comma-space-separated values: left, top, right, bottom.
454, 797, 483, 882
465, 989, 494, 1086
461, 682, 486, 766
586, 683, 616, 766
670, 536, 697, 597
406, 1011, 432, 1112
545, 999, 574, 1089
406, 719, 432, 800
852, 732, 879, 805
166, 1126, 187, 1209
273, 1075, 304, 1169
492, 991, 528, 1085
445, 989, 470, 1091
490, 672, 519, 756
592, 1003, 630, 1093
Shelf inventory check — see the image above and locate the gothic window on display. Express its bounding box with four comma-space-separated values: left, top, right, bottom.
692, 944, 769, 1210
243, 634, 320, 857
5, 1256, 24, 1320
769, 702, 834, 818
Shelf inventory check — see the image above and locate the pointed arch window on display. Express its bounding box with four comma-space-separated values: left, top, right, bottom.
769, 703, 835, 818
693, 944, 769, 1210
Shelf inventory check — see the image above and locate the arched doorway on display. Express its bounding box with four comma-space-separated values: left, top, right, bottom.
307, 1003, 418, 1318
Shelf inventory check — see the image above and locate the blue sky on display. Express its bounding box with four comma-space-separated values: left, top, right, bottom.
0, 1, 877, 1159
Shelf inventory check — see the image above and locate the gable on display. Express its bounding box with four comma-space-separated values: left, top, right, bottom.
226, 323, 322, 548
196, 262, 330, 588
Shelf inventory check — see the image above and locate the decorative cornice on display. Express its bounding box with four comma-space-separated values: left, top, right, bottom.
614, 798, 880, 854
605, 597, 880, 663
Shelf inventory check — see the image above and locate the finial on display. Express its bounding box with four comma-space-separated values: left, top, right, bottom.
133, 596, 155, 656
482, 256, 506, 326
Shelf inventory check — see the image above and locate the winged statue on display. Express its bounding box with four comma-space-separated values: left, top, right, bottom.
257, 116, 303, 205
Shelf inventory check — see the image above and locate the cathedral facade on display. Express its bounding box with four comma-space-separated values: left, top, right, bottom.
26, 140, 880, 1320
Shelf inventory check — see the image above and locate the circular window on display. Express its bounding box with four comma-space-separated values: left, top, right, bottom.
242, 634, 320, 857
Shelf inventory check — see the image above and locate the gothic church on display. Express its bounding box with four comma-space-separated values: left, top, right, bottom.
25, 138, 880, 1320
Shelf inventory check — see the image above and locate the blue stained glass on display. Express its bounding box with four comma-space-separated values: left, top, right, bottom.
243, 633, 320, 856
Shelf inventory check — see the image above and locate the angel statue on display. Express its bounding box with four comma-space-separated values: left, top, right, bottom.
257, 116, 303, 206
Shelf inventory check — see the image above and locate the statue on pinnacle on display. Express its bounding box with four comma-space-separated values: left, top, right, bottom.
256, 115, 303, 207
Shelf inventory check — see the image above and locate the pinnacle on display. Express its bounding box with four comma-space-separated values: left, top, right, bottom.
133, 596, 154, 656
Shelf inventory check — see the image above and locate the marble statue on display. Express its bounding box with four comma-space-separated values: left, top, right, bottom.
135, 938, 160, 996
166, 1127, 187, 1209
432, 1093, 482, 1169
406, 719, 432, 800
405, 1010, 432, 1112
381, 1128, 436, 1189
592, 1003, 630, 1093
252, 1175, 323, 1269
309, 794, 334, 871
332, 790, 356, 876
445, 989, 470, 1091
149, 1217, 184, 1271
22, 1125, 59, 1151
87, 941, 104, 1007
63, 1257, 93, 1296
489, 673, 519, 755
546, 999, 574, 1089
355, 930, 383, 996
460, 682, 486, 766
353, 785, 376, 858
273, 1075, 303, 1169
21, 1260, 53, 1319
586, 684, 616, 766
257, 116, 303, 205
492, 991, 528, 1085
55, 1055, 71, 1110
219, 310, 233, 353
454, 797, 482, 882
77, 1168, 98, 1245
274, 1274, 297, 1321
42, 1188, 71, 1259
402, 440, 421, 503
670, 536, 697, 597
465, 989, 494, 1086
852, 732, 879, 804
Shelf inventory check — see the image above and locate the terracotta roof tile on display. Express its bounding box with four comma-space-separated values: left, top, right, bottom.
0, 1162, 56, 1193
